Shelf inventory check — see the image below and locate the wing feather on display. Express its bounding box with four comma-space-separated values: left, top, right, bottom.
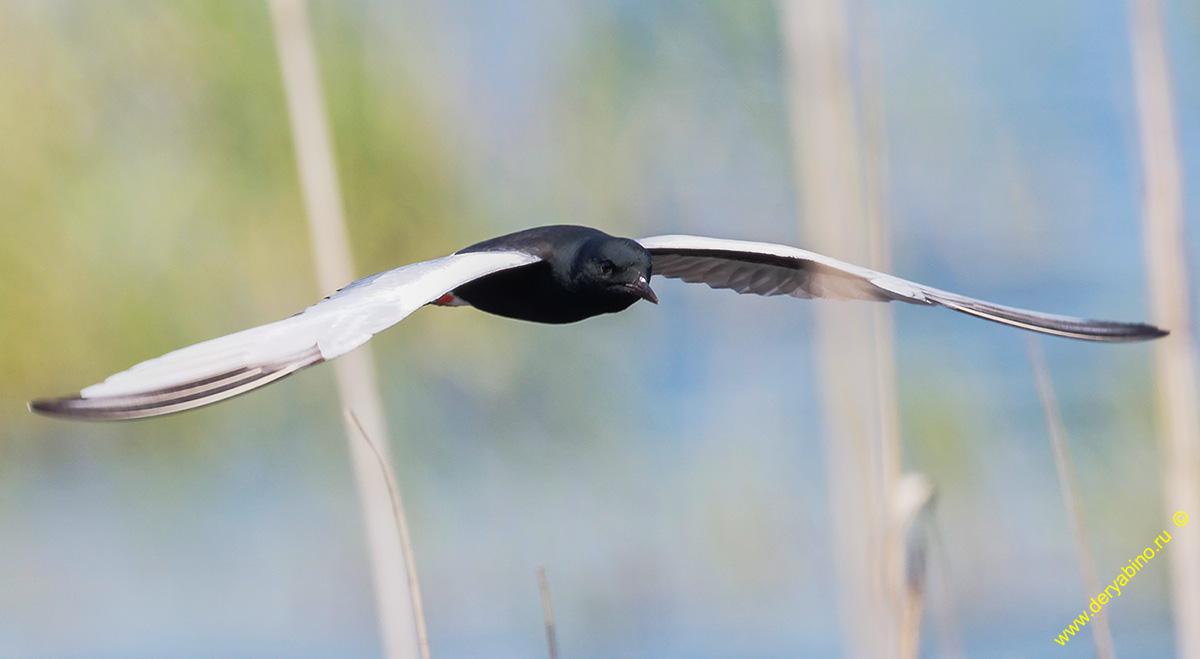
30, 250, 540, 420
638, 234, 1166, 342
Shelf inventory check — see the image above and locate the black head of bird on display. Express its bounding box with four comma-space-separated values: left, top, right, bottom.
569, 235, 658, 309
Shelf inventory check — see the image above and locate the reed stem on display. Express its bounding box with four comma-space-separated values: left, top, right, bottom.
269, 2, 426, 656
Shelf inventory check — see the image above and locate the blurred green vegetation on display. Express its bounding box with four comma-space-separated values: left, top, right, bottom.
0, 2, 470, 412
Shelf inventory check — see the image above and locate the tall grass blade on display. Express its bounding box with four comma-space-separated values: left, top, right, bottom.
1027, 338, 1115, 659
1126, 1, 1200, 655
537, 566, 559, 659
347, 409, 432, 659
269, 1, 425, 655
779, 0, 902, 654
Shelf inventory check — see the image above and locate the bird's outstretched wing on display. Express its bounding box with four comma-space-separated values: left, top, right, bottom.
637, 234, 1165, 342
30, 251, 540, 421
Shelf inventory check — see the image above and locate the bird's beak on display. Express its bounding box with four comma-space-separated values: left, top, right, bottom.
626, 275, 658, 304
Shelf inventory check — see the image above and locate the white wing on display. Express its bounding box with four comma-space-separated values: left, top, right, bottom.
31, 250, 540, 420
638, 234, 1165, 342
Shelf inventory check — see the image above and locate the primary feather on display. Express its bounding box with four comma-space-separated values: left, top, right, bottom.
638, 234, 1165, 343
30, 251, 539, 420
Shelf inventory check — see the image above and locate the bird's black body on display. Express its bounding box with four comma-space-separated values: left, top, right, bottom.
452, 225, 656, 323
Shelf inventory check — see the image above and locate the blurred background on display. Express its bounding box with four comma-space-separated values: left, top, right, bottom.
1, 1, 1197, 657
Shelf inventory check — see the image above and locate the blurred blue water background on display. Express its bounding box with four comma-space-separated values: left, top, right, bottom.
1, 1, 1197, 657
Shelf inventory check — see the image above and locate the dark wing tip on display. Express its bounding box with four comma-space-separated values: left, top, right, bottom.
923, 289, 1170, 343
28, 395, 146, 422
1135, 324, 1170, 340
28, 396, 82, 419
27, 393, 172, 422
28, 345, 325, 422
1051, 319, 1170, 342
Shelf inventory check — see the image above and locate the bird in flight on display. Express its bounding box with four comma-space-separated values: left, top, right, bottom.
30, 225, 1165, 421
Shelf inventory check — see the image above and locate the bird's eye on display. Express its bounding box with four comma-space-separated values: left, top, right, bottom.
600, 259, 615, 275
